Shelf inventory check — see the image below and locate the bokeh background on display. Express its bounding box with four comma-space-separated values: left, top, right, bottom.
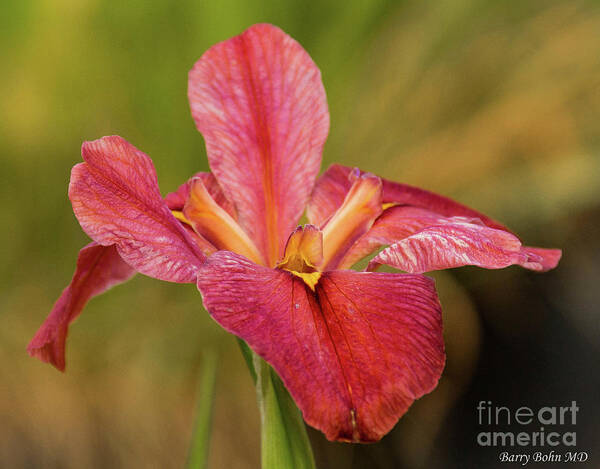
1, 0, 599, 468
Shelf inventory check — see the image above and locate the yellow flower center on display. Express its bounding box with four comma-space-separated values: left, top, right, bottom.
276, 225, 323, 291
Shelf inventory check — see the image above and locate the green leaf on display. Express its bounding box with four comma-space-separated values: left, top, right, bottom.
236, 337, 257, 383
186, 350, 218, 469
254, 354, 316, 469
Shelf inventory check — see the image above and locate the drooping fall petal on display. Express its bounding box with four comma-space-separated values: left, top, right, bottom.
27, 243, 135, 371
69, 136, 206, 283
189, 23, 330, 266
309, 164, 561, 272
197, 252, 445, 442
338, 206, 483, 269
368, 221, 561, 273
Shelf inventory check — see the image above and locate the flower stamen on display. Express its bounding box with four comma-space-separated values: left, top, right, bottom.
183, 178, 266, 265
320, 171, 383, 271
277, 225, 323, 290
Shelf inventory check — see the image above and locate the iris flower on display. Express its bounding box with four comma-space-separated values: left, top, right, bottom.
28, 24, 561, 443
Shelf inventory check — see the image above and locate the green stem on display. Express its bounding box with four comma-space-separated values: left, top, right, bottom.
186, 350, 218, 469
254, 353, 316, 469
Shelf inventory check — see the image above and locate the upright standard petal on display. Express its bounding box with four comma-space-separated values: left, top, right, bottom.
197, 252, 445, 442
189, 24, 330, 266
27, 243, 135, 371
70, 136, 206, 283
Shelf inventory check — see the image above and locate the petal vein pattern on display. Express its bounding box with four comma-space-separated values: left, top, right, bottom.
197, 251, 445, 442
367, 220, 561, 273
189, 24, 329, 266
310, 164, 561, 272
69, 136, 206, 283
308, 164, 508, 230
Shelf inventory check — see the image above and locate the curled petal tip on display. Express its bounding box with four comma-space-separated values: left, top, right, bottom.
521, 247, 562, 272
28, 243, 135, 372
349, 167, 361, 181
27, 334, 66, 372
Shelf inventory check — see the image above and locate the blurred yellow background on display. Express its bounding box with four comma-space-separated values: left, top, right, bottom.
1, 0, 599, 468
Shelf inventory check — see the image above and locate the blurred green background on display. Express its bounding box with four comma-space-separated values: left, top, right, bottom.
2, 0, 599, 468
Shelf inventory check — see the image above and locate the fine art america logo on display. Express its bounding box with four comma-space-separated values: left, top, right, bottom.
476, 401, 589, 465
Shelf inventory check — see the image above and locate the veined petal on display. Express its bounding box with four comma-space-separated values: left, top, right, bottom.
311, 165, 561, 272
189, 24, 330, 266
368, 222, 561, 273
70, 136, 206, 283
308, 164, 508, 231
197, 252, 444, 442
307, 164, 355, 227
380, 176, 509, 231
338, 206, 481, 269
27, 243, 135, 371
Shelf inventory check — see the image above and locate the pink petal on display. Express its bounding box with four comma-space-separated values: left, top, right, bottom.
189, 24, 330, 266
164, 178, 192, 211
520, 247, 562, 272
307, 164, 355, 227
197, 252, 444, 442
310, 165, 561, 272
339, 206, 481, 269
380, 177, 509, 231
308, 164, 508, 231
70, 136, 206, 283
27, 243, 135, 371
368, 221, 559, 273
